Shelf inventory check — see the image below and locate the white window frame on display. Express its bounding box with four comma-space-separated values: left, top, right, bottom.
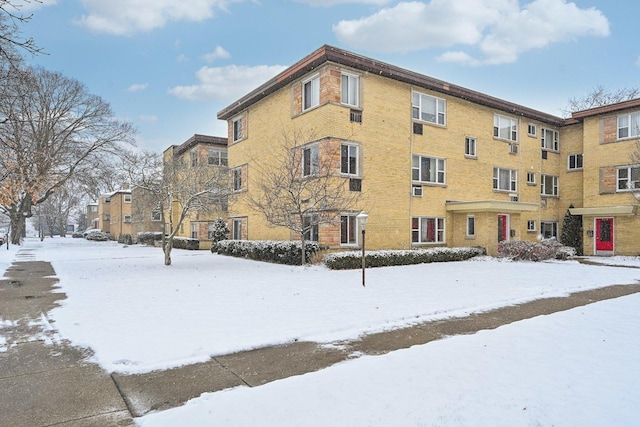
412, 217, 445, 244
124, 194, 131, 203
540, 174, 559, 196
232, 116, 243, 143
341, 72, 359, 107
568, 153, 583, 170
527, 123, 537, 137
91, 206, 97, 212
540, 221, 558, 239
124, 215, 132, 223
466, 215, 475, 237
191, 223, 198, 239
527, 220, 536, 232
616, 165, 640, 191
617, 112, 640, 140
303, 145, 320, 177
412, 155, 446, 184
493, 167, 517, 192
341, 143, 359, 176
527, 172, 536, 185
541, 128, 559, 151
303, 214, 319, 242
232, 219, 243, 240
465, 136, 477, 158
232, 167, 243, 192
494, 114, 518, 142
412, 91, 446, 125
208, 149, 228, 166
340, 214, 358, 246
302, 74, 320, 111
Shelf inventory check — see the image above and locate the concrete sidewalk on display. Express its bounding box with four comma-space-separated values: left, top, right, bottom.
2, 252, 640, 425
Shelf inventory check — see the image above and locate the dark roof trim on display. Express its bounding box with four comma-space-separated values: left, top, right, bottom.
217, 45, 565, 126
173, 134, 227, 156
571, 98, 640, 120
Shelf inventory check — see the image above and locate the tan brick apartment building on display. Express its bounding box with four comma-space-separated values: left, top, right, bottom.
217, 45, 639, 257
88, 189, 132, 239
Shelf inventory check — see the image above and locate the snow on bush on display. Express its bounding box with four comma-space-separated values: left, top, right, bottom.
324, 246, 486, 270
498, 239, 576, 261
172, 237, 200, 250
216, 240, 320, 265
137, 232, 163, 245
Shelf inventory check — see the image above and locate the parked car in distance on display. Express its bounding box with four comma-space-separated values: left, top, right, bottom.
83, 228, 102, 237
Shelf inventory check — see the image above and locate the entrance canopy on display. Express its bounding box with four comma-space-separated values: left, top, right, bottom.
569, 205, 637, 216
445, 200, 539, 213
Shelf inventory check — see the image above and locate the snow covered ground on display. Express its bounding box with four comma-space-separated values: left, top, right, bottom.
2, 237, 640, 425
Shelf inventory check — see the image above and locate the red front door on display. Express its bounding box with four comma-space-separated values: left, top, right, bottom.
595, 218, 614, 252
498, 215, 508, 242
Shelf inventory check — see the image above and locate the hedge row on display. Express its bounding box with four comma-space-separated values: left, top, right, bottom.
137, 232, 163, 245
215, 240, 320, 265
324, 246, 486, 270
498, 239, 576, 261
172, 237, 200, 250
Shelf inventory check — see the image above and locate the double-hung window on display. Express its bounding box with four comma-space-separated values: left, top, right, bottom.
617, 112, 640, 139
340, 214, 357, 245
493, 167, 517, 192
540, 222, 558, 239
303, 75, 320, 111
412, 217, 445, 244
341, 144, 359, 175
151, 210, 161, 221
568, 153, 583, 170
466, 215, 475, 237
540, 174, 559, 196
465, 137, 477, 157
341, 73, 359, 107
303, 214, 319, 242
208, 149, 228, 166
412, 155, 445, 184
232, 116, 243, 142
412, 92, 445, 125
232, 219, 243, 240
617, 165, 640, 191
190, 223, 198, 239
190, 151, 198, 167
494, 114, 517, 142
541, 128, 559, 151
124, 194, 131, 203
303, 145, 319, 177
232, 167, 243, 192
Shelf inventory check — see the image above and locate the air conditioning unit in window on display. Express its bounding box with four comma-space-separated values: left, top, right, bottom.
349, 178, 362, 192
413, 123, 423, 135
509, 194, 519, 202
541, 150, 548, 160
412, 185, 423, 197
509, 144, 518, 154
350, 110, 362, 123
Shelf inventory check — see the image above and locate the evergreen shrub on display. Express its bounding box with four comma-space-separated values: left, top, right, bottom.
498, 239, 576, 261
216, 240, 320, 265
324, 246, 486, 270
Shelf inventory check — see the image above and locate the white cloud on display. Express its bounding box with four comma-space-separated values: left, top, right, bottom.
334, 0, 609, 64
176, 54, 189, 63
168, 64, 288, 102
13, 0, 58, 12
127, 83, 148, 92
138, 115, 158, 123
295, 0, 390, 6
202, 46, 231, 63
76, 0, 240, 35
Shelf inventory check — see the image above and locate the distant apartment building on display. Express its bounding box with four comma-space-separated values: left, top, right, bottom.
217, 45, 640, 256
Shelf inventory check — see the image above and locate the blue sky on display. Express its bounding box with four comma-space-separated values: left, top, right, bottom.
17, 0, 640, 153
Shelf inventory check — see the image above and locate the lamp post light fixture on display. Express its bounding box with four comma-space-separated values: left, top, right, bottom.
356, 211, 368, 287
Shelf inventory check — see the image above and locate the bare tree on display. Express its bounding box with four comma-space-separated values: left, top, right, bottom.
247, 127, 362, 265
563, 86, 640, 116
0, 65, 135, 244
123, 149, 229, 266
0, 0, 43, 62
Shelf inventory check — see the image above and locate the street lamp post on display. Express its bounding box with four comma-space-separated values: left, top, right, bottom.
356, 211, 368, 287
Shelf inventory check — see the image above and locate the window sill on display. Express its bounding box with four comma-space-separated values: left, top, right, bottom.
541, 148, 559, 154
493, 137, 517, 144
464, 155, 477, 160
413, 181, 446, 187
526, 182, 537, 186
412, 119, 446, 128
566, 168, 583, 173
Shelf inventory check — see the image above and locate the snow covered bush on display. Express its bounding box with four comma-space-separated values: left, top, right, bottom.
118, 234, 133, 245
498, 239, 576, 261
85, 231, 109, 241
137, 232, 163, 245
216, 240, 320, 265
172, 237, 200, 250
324, 247, 486, 270
209, 218, 230, 253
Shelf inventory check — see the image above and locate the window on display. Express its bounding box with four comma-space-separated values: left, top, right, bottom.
303, 75, 320, 111
465, 137, 477, 157
494, 114, 517, 142
466, 215, 475, 237
568, 153, 583, 170
341, 144, 359, 175
341, 73, 359, 107
340, 214, 357, 245
527, 220, 536, 232
104, 214, 110, 221
303, 215, 319, 242
303, 145, 319, 177
151, 210, 161, 221
105, 197, 111, 203
527, 172, 536, 185
617, 112, 640, 139
124, 194, 131, 203
207, 222, 216, 240
91, 206, 97, 212
528, 123, 537, 136
208, 149, 228, 166
233, 116, 243, 143
617, 166, 640, 191
493, 167, 517, 192
232, 167, 243, 192
541, 128, 559, 151
232, 219, 243, 240
412, 92, 445, 125
190, 151, 198, 167
541, 174, 559, 196
124, 215, 132, 223
412, 217, 445, 244
540, 222, 558, 239
191, 223, 197, 239
412, 155, 445, 184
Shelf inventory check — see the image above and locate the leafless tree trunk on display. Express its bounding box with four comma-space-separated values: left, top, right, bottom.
247, 127, 362, 265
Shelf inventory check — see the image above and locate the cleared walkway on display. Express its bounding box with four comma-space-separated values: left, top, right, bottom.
1, 251, 639, 424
